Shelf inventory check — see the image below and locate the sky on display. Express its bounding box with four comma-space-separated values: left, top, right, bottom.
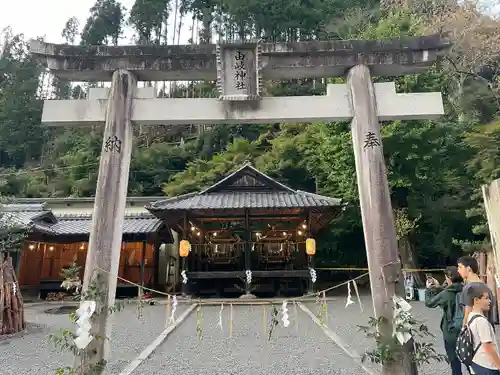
0, 0, 193, 45
1, 0, 498, 45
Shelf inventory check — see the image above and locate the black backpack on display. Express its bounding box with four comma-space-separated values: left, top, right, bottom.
456, 314, 485, 366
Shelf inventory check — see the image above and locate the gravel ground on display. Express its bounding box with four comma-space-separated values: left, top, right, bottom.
134, 303, 368, 375
0, 301, 190, 375
4, 296, 500, 375
304, 296, 469, 375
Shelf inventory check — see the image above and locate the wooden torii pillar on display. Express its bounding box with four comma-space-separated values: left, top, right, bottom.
482, 180, 500, 318
31, 34, 450, 375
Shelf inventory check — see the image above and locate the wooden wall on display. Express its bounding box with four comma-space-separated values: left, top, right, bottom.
18, 241, 155, 287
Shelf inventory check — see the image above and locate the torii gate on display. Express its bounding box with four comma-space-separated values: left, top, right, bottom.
31, 34, 450, 375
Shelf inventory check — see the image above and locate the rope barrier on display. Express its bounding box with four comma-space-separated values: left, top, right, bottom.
316, 267, 445, 272
91, 265, 446, 301
94, 266, 371, 304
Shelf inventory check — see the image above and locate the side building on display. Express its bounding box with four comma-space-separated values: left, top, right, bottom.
4, 197, 175, 298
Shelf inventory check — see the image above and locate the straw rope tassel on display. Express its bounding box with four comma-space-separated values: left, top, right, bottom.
229, 303, 233, 338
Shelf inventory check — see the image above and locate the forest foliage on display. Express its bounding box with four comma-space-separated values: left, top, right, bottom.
1, 0, 500, 268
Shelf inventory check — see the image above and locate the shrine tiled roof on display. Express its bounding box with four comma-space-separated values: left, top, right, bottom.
46, 212, 161, 236
0, 205, 162, 237
148, 191, 340, 211
147, 164, 341, 213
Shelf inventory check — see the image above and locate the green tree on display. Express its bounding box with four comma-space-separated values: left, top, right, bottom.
80, 0, 125, 45
129, 0, 171, 44
0, 31, 44, 167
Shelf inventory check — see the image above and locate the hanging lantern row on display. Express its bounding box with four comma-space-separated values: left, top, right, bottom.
28, 243, 55, 252
28, 242, 88, 252
178, 232, 315, 256
180, 237, 316, 256
190, 225, 202, 237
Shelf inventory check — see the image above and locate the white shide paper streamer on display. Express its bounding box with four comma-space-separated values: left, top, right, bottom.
281, 301, 290, 327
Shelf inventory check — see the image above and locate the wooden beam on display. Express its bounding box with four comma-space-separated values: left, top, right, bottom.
140, 240, 146, 289
482, 180, 500, 311
31, 34, 450, 81
74, 70, 136, 372
41, 83, 444, 126
187, 270, 309, 279
347, 64, 404, 375
152, 236, 160, 288
190, 214, 306, 221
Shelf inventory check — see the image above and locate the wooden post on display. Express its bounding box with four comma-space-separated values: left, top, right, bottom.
0, 252, 4, 334
37, 242, 46, 299
482, 180, 500, 323
486, 254, 499, 323
74, 69, 136, 374
181, 212, 188, 296
483, 181, 500, 284
347, 65, 413, 375
139, 240, 147, 299
307, 211, 314, 293
307, 255, 315, 294
152, 235, 160, 289
479, 252, 487, 282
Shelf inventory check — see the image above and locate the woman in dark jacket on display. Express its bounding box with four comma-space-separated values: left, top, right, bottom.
425, 266, 464, 375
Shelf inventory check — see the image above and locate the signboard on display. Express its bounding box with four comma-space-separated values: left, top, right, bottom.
216, 41, 262, 101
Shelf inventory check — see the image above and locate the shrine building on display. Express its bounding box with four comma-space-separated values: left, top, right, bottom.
4, 164, 342, 297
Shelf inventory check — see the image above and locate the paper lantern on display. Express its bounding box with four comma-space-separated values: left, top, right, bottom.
305, 238, 316, 256
179, 240, 191, 257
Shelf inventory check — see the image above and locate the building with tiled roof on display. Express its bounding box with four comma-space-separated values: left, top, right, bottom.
5, 164, 341, 297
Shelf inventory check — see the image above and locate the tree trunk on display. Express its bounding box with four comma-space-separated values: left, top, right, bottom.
1, 255, 25, 335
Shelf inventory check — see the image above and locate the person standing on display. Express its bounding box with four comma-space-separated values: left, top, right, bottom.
425, 266, 464, 375
457, 256, 496, 328
465, 283, 500, 374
